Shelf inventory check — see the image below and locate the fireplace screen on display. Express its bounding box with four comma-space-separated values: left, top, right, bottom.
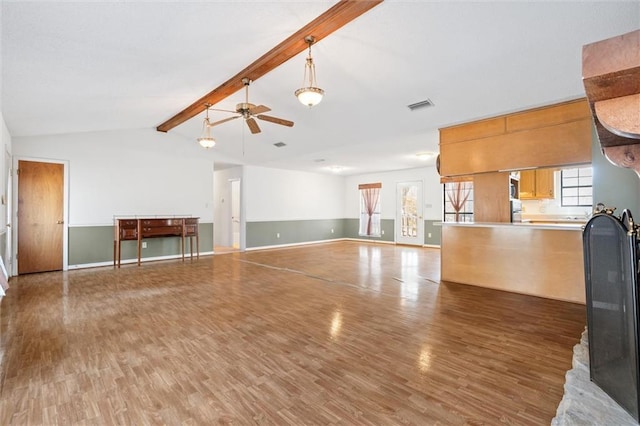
583, 209, 640, 421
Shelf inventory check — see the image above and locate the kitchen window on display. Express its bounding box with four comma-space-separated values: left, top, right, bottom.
443, 181, 474, 222
561, 166, 593, 207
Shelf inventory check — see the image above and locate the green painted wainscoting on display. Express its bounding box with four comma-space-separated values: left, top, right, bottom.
69, 223, 213, 266
246, 219, 344, 248
343, 219, 440, 246
424, 220, 442, 246
343, 218, 395, 242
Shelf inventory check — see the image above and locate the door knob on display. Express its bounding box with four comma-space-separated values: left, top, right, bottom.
57, 220, 64, 224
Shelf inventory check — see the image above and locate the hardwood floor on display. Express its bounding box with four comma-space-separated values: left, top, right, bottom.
0, 241, 585, 425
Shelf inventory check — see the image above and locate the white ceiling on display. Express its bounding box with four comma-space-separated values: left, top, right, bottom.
2, 1, 639, 176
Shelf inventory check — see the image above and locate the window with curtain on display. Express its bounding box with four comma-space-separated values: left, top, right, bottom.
359, 182, 382, 236
443, 181, 474, 222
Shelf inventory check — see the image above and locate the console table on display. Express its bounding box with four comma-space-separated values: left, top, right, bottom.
113, 217, 199, 267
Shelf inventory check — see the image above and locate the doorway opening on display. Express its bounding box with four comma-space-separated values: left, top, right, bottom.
214, 178, 242, 254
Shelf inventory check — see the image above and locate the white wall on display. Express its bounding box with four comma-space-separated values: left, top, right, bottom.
213, 166, 243, 247
1, 111, 13, 284
344, 166, 442, 220
243, 165, 345, 222
1, 112, 12, 231
12, 128, 214, 225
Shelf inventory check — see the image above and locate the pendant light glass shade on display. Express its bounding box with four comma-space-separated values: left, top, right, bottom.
295, 85, 324, 107
295, 36, 324, 107
197, 108, 216, 149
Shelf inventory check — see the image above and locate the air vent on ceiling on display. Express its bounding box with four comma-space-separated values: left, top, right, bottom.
407, 98, 435, 111
273, 142, 287, 148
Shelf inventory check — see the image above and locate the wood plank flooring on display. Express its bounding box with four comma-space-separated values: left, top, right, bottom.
0, 241, 585, 425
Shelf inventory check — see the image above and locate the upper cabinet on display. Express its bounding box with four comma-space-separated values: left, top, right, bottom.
519, 169, 555, 200
438, 99, 593, 177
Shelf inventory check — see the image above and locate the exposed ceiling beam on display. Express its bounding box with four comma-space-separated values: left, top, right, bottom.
157, 0, 383, 133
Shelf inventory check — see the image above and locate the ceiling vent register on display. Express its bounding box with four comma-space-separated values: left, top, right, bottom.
407, 99, 435, 111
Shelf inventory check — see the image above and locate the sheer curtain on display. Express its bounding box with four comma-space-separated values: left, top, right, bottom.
446, 181, 471, 222
359, 183, 381, 236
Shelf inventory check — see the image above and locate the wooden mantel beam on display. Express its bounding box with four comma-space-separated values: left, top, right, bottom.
156, 0, 383, 133
582, 29, 640, 148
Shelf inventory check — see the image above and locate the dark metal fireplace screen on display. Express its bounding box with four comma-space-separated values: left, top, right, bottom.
583, 209, 640, 421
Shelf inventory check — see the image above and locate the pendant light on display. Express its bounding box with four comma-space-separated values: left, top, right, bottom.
295, 36, 325, 107
197, 105, 216, 149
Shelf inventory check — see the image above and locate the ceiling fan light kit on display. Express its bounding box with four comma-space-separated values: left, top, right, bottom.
197, 106, 216, 148
295, 35, 325, 107
205, 78, 294, 138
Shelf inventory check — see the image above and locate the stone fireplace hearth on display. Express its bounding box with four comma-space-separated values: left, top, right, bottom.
553, 328, 636, 425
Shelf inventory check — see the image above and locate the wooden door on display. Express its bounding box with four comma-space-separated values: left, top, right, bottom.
17, 161, 64, 274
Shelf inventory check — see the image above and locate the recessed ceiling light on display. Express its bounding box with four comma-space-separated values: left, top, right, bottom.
314, 158, 326, 163
273, 142, 287, 148
328, 165, 344, 173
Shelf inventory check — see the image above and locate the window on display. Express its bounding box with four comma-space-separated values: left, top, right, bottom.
443, 181, 473, 222
359, 183, 381, 236
561, 167, 592, 207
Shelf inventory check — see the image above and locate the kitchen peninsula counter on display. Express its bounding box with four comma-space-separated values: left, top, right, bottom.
441, 221, 586, 303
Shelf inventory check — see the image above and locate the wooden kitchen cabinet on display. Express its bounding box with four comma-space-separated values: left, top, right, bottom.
520, 169, 555, 199
438, 99, 592, 177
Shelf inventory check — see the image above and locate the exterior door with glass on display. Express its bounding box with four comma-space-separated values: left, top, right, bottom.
396, 181, 423, 245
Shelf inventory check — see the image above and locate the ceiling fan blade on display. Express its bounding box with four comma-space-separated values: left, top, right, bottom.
208, 115, 240, 127
249, 104, 271, 115
246, 117, 261, 134
256, 114, 294, 127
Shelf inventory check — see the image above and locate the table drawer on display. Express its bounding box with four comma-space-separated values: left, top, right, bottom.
142, 226, 182, 237
185, 225, 198, 236
120, 228, 138, 240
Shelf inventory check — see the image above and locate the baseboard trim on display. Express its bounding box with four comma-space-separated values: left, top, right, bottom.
245, 238, 346, 251
68, 251, 215, 270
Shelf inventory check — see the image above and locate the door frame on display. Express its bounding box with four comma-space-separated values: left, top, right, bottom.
229, 178, 243, 250
395, 180, 424, 246
4, 149, 12, 277
13, 157, 69, 275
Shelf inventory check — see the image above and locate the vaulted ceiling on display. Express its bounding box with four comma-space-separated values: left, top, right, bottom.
2, 1, 638, 175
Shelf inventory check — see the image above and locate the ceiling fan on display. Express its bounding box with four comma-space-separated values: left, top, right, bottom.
208, 77, 294, 134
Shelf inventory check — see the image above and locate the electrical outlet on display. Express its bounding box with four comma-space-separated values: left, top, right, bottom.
331, 228, 334, 233
276, 233, 280, 238
381, 230, 385, 235
142, 242, 147, 249
428, 233, 432, 238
